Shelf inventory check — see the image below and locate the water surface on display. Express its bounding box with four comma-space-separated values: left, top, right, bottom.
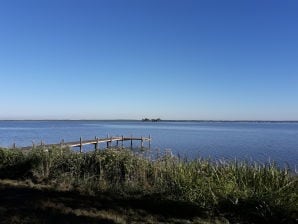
0, 121, 297, 168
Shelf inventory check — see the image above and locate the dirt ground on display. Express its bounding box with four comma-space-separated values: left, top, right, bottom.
0, 179, 227, 224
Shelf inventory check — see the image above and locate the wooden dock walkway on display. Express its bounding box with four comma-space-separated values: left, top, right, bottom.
19, 135, 151, 152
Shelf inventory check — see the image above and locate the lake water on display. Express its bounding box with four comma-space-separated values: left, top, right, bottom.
0, 120, 297, 169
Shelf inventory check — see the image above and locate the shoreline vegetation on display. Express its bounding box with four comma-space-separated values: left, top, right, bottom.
0, 147, 297, 223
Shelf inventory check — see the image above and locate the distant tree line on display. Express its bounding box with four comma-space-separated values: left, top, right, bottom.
142, 118, 161, 122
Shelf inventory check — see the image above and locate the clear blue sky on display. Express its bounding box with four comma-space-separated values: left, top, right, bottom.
0, 0, 297, 120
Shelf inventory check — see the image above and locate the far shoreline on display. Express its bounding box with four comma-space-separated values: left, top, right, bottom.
1, 119, 298, 123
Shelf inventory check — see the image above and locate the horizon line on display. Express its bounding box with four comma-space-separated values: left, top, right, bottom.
1, 119, 298, 122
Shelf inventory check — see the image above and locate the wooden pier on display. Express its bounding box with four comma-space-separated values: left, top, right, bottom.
19, 135, 151, 152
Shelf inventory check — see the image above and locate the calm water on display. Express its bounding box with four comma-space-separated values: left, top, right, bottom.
0, 121, 297, 168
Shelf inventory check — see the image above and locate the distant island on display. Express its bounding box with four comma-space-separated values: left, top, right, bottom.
142, 118, 161, 122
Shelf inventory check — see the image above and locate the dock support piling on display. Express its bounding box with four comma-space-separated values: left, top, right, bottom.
130, 135, 133, 149
106, 134, 110, 148
121, 136, 124, 148
95, 136, 98, 151
79, 137, 82, 153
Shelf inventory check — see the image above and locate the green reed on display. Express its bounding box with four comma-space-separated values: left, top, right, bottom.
0, 146, 297, 222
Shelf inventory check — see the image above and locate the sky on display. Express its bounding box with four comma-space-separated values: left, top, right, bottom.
0, 0, 297, 120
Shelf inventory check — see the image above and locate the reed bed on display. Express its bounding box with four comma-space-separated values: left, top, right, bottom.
0, 146, 297, 223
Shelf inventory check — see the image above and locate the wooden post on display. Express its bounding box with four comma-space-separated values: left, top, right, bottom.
94, 136, 98, 151
116, 140, 119, 147
107, 134, 110, 148
141, 137, 143, 148
121, 136, 124, 148
130, 135, 133, 149
80, 137, 82, 153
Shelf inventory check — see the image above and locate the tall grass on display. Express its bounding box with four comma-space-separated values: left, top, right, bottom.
0, 146, 297, 222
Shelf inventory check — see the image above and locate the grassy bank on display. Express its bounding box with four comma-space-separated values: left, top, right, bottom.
0, 147, 297, 223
